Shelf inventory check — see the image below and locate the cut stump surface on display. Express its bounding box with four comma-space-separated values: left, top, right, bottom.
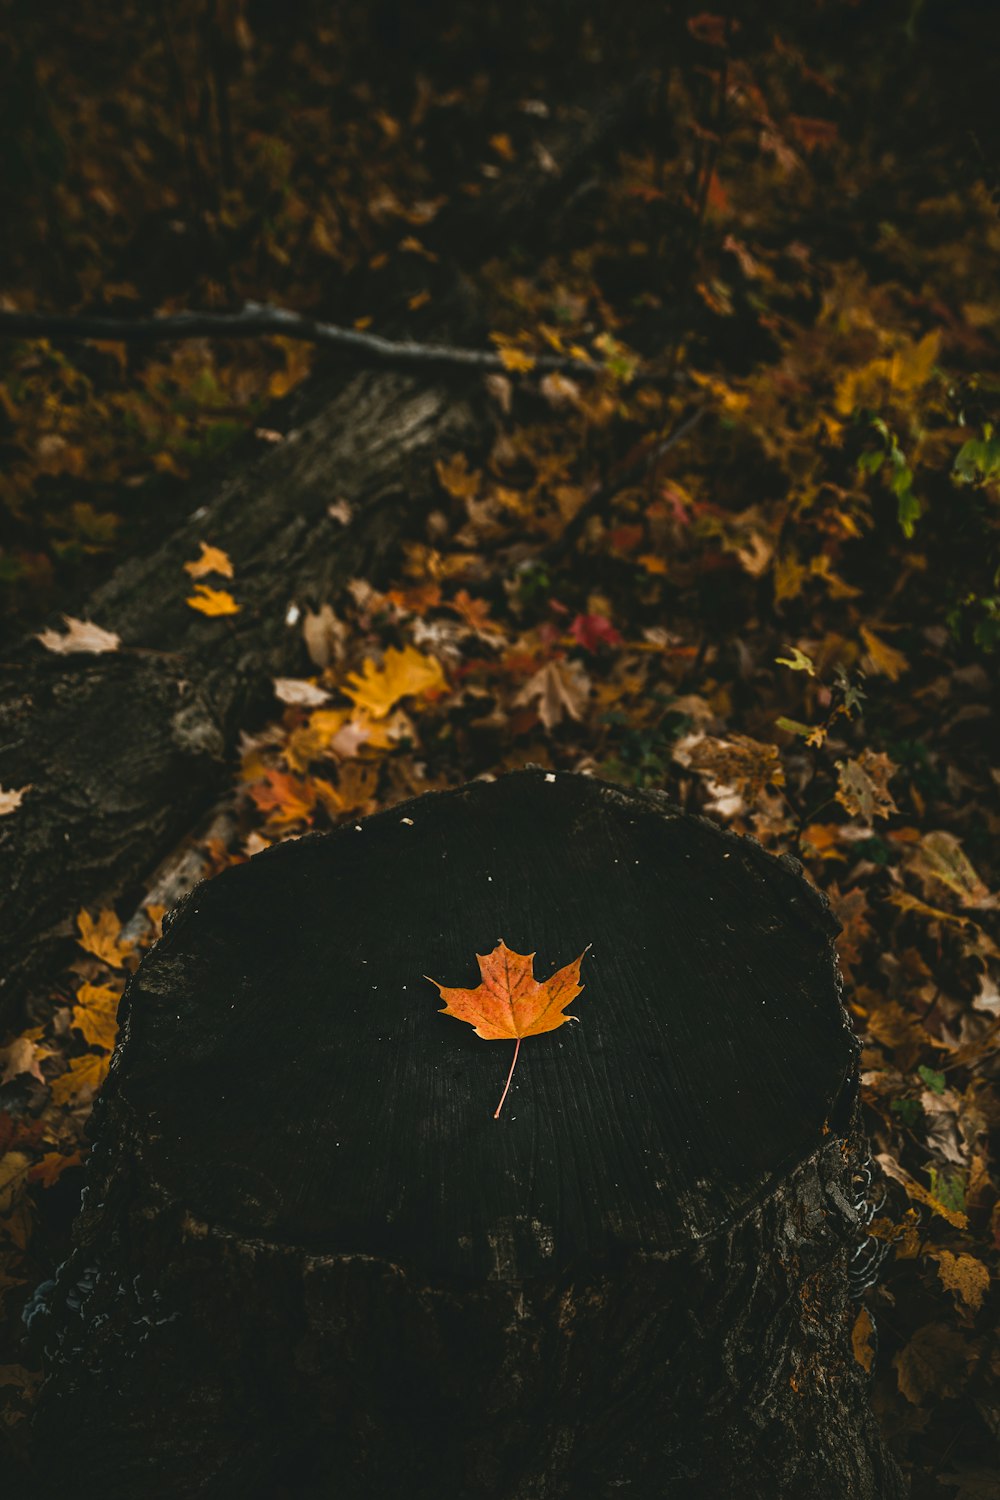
33, 771, 905, 1499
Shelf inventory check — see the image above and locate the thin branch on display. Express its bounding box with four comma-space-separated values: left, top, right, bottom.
0, 302, 602, 380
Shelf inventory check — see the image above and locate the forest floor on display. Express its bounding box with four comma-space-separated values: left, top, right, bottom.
1, 4, 998, 1494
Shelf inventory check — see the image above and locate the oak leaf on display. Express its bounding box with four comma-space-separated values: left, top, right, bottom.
427, 940, 588, 1116
36, 615, 121, 655
906, 831, 994, 910
183, 542, 234, 579
343, 644, 447, 719
836, 749, 898, 822
186, 584, 240, 616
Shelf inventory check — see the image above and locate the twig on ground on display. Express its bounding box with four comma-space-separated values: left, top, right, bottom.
0, 302, 602, 380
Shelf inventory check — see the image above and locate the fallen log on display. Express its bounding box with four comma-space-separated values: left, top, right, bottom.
0, 77, 651, 1031
30, 770, 905, 1499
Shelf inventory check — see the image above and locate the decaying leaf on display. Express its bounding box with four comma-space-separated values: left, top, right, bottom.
186, 584, 240, 616
689, 734, 785, 802
852, 1306, 876, 1373
514, 658, 590, 729
302, 604, 347, 668
427, 939, 588, 1116
36, 615, 121, 655
930, 1251, 990, 1313
0, 1038, 46, 1087
273, 677, 330, 707
183, 542, 234, 579
906, 831, 994, 910
876, 1152, 968, 1229
343, 645, 447, 719
836, 749, 899, 822
893, 1320, 975, 1404
0, 784, 30, 817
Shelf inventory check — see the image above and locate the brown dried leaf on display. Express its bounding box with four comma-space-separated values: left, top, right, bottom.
273, 677, 331, 707
894, 1321, 975, 1404
36, 615, 121, 655
852, 1306, 876, 1373
0, 784, 30, 817
836, 750, 899, 822
907, 831, 994, 910
302, 604, 347, 669
931, 1251, 990, 1313
514, 659, 591, 730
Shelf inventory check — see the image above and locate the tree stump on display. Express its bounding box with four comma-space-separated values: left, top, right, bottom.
31, 770, 905, 1499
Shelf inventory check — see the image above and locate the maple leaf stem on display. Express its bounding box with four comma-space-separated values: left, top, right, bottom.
494, 1036, 521, 1119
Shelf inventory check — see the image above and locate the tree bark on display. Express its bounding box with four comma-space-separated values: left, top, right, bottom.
0, 77, 652, 1031
30, 771, 906, 1499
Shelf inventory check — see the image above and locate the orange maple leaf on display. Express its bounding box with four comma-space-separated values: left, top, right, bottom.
427, 939, 588, 1117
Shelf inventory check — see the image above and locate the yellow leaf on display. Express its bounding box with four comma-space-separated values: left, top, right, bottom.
76, 908, 131, 968
49, 1052, 111, 1106
343, 645, 447, 719
0, 1153, 31, 1214
435, 453, 480, 503
931, 1251, 990, 1313
852, 1306, 875, 1373
0, 1151, 33, 1250
71, 981, 122, 1051
186, 584, 240, 616
860, 625, 909, 681
183, 542, 234, 579
892, 329, 942, 392
835, 330, 941, 415
773, 551, 807, 602
498, 347, 536, 374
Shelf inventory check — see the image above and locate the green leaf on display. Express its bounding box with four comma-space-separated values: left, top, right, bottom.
775, 646, 815, 675
918, 1065, 947, 1095
775, 716, 814, 738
